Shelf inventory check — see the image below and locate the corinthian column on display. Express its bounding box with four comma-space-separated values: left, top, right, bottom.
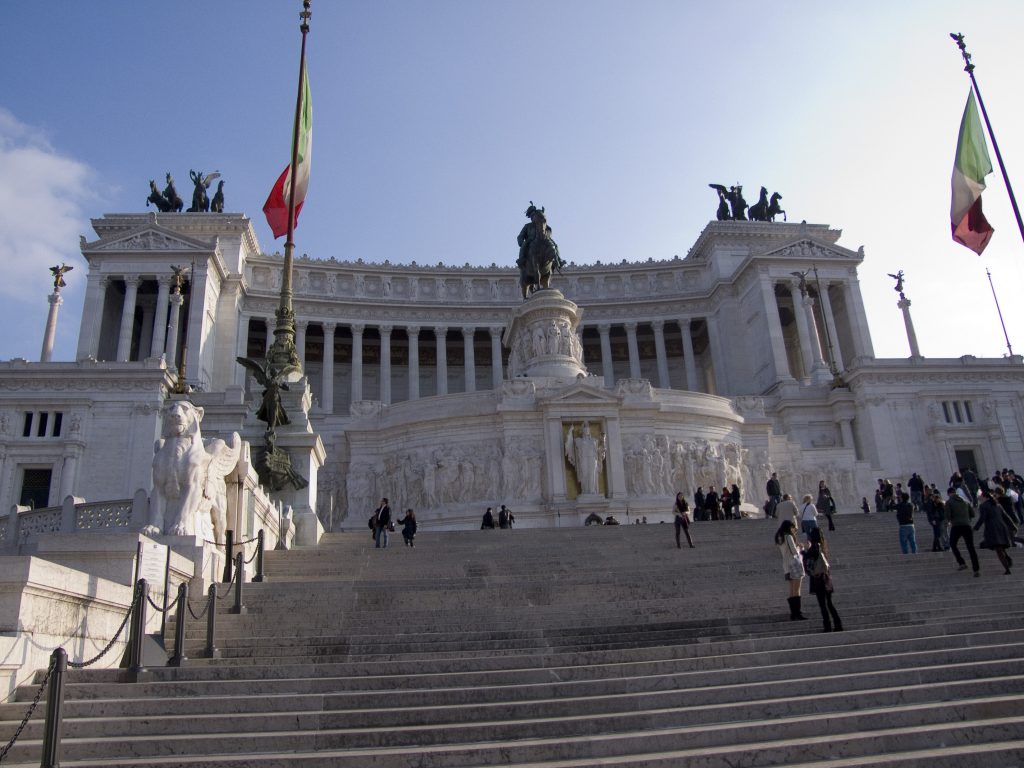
624, 322, 641, 379
435, 326, 448, 395
407, 326, 420, 400
651, 320, 670, 388
150, 276, 171, 358
40, 292, 63, 363
489, 327, 503, 389
380, 325, 392, 404
116, 275, 140, 362
462, 327, 476, 393
598, 324, 614, 387
351, 323, 364, 403
321, 322, 336, 414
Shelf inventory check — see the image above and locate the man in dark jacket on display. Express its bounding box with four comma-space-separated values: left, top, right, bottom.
373, 497, 392, 549
895, 492, 917, 554
766, 473, 782, 518
946, 488, 979, 576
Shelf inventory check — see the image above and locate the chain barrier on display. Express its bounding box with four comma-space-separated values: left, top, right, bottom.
146, 589, 180, 615
216, 565, 239, 600
68, 587, 139, 670
244, 544, 260, 565
187, 595, 211, 621
0, 659, 53, 763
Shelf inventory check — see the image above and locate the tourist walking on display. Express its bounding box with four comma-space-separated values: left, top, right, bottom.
924, 491, 947, 552
373, 497, 392, 549
895, 492, 917, 554
481, 507, 496, 529
721, 486, 734, 520
766, 473, 782, 519
775, 519, 807, 620
817, 480, 836, 531
397, 508, 417, 547
945, 487, 979, 576
775, 494, 799, 527
799, 494, 819, 538
975, 489, 1018, 575
803, 528, 843, 632
673, 492, 694, 549
730, 484, 741, 520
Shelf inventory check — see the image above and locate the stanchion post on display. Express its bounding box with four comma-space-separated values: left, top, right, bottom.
128, 579, 149, 677
222, 529, 234, 584
40, 647, 67, 768
253, 529, 266, 583
230, 552, 247, 615
167, 582, 188, 668
205, 584, 221, 659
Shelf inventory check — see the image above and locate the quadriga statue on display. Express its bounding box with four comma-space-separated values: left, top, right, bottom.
143, 400, 242, 542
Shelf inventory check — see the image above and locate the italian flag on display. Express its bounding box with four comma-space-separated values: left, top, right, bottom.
950, 90, 994, 254
263, 62, 312, 240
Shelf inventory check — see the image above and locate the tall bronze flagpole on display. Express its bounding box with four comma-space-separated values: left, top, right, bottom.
268, 0, 312, 377
951, 33, 1024, 247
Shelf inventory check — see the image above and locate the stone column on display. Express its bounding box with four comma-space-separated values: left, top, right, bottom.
407, 326, 420, 400
351, 323, 364, 403
838, 417, 856, 453
116, 275, 140, 362
760, 278, 792, 381
139, 300, 155, 360
651, 320, 670, 388
321, 322, 336, 414
818, 283, 844, 370
489, 327, 503, 389
844, 279, 875, 359
624, 322, 641, 379
58, 451, 80, 500
803, 295, 829, 376
234, 314, 250, 385
295, 320, 308, 368
184, 263, 208, 384
678, 319, 699, 392
705, 315, 728, 395
76, 272, 106, 361
598, 324, 614, 388
40, 293, 63, 363
435, 326, 448, 396
462, 327, 476, 393
898, 296, 921, 358
150, 276, 171, 359
788, 282, 813, 379
164, 292, 184, 368
380, 324, 392, 405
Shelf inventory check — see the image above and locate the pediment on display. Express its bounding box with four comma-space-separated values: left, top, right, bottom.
82, 225, 212, 255
539, 380, 622, 405
760, 238, 859, 262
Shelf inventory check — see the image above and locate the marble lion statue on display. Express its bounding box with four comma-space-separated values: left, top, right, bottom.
143, 400, 242, 542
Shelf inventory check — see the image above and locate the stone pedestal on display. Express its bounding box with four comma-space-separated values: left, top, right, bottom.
269, 377, 327, 540
503, 289, 587, 380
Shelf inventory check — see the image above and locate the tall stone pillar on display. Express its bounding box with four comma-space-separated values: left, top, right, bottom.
844, 279, 875, 359
407, 326, 420, 400
788, 282, 813, 379
351, 323, 364, 403
139, 301, 155, 360
462, 326, 476, 393
116, 274, 140, 362
321, 322, 336, 414
165, 292, 184, 368
651, 320, 670, 388
705, 315, 728, 395
624, 322, 641, 379
380, 325, 392, 405
295, 320, 308, 368
898, 296, 921, 358
598, 324, 614, 388
679, 319, 698, 392
489, 327, 503, 389
435, 326, 448, 395
58, 450, 80, 500
76, 272, 106, 361
803, 295, 829, 379
234, 314, 250, 385
40, 292, 63, 363
184, 263, 208, 384
760, 278, 792, 382
150, 276, 171, 359
818, 283, 844, 370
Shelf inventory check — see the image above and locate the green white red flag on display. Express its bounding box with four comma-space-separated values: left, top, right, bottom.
263, 61, 312, 239
950, 90, 994, 254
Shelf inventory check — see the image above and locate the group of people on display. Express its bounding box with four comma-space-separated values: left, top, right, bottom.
369, 498, 418, 548
481, 505, 515, 530
765, 474, 838, 531
774, 519, 843, 632
874, 470, 1022, 576
691, 484, 744, 521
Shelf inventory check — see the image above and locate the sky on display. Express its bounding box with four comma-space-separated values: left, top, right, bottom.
1, 1, 1023, 364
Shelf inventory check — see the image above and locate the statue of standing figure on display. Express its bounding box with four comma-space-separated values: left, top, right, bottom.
565, 420, 607, 496
517, 202, 564, 299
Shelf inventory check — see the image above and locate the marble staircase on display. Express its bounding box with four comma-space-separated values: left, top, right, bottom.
3, 514, 1024, 766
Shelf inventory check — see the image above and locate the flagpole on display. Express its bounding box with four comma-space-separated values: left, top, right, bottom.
268, 0, 312, 377
951, 33, 1024, 247
985, 267, 1014, 357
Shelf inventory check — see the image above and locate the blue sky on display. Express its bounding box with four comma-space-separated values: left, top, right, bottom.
1, 1, 1023, 363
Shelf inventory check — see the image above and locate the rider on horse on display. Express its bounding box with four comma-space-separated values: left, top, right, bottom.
517, 202, 564, 299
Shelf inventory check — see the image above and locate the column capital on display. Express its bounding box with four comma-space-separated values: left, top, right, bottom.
322, 321, 337, 334
379, 324, 393, 336
488, 326, 503, 338
122, 273, 141, 286
598, 323, 612, 335
651, 319, 665, 333
461, 326, 476, 338
351, 323, 365, 335
435, 326, 448, 337
624, 321, 638, 332
294, 319, 309, 331
407, 325, 420, 337
169, 292, 185, 307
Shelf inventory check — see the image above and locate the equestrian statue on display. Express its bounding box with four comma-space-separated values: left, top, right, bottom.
516, 202, 565, 299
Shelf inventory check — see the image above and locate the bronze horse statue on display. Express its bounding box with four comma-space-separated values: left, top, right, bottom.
210, 180, 225, 213
517, 203, 564, 299
767, 192, 786, 222
162, 174, 184, 212
748, 187, 771, 221
147, 180, 171, 212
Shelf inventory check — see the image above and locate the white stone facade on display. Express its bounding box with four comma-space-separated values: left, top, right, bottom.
0, 211, 1022, 530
